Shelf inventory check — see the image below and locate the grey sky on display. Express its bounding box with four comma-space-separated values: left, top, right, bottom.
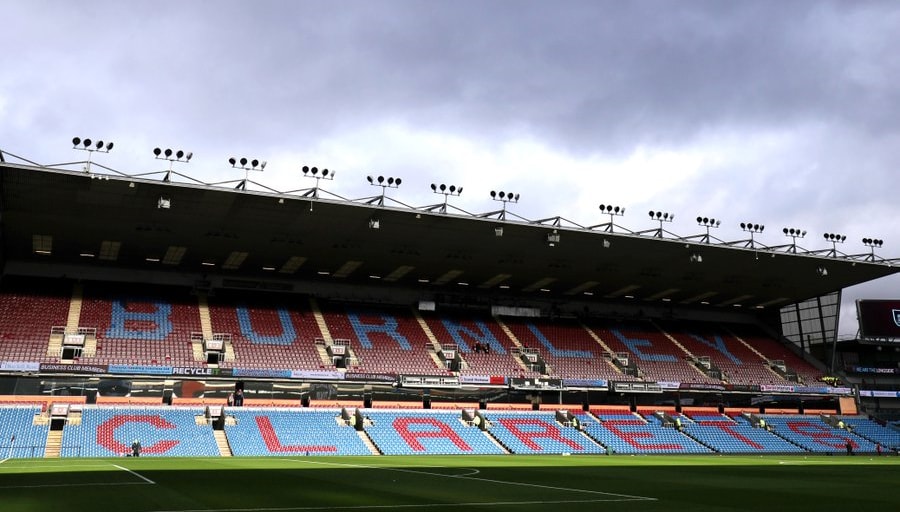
3, 1, 899, 335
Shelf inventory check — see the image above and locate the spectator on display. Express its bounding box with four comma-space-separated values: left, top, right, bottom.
132, 439, 141, 457
845, 440, 853, 456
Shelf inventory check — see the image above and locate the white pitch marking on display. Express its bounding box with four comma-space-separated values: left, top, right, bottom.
113, 464, 156, 484
150, 497, 654, 512
284, 458, 656, 501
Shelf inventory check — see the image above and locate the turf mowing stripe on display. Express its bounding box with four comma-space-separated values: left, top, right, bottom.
149, 497, 655, 512
284, 458, 657, 502
113, 464, 156, 484
0, 481, 151, 490
0, 464, 114, 470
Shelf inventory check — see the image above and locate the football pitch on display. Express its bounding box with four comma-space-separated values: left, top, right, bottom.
0, 455, 898, 512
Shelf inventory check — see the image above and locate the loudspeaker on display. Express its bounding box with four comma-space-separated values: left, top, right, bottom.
235, 381, 244, 392
301, 395, 310, 407
363, 394, 372, 409
479, 399, 487, 410
163, 389, 173, 406
423, 398, 431, 409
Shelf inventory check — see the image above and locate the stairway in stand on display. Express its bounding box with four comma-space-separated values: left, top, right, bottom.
214, 430, 232, 457
44, 431, 62, 458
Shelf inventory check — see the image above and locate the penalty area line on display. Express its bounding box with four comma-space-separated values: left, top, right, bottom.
113, 464, 156, 484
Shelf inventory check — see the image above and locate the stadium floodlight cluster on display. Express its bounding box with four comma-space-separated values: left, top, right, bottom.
2, 141, 896, 265
862, 238, 884, 248
229, 157, 266, 170
699, 217, 722, 228
299, 166, 334, 200
366, 175, 402, 207
72, 137, 113, 152
154, 148, 193, 182
740, 222, 763, 233
229, 157, 267, 190
367, 175, 401, 187
71, 136, 113, 174
427, 183, 463, 214
431, 183, 462, 196
485, 190, 521, 220
154, 148, 192, 162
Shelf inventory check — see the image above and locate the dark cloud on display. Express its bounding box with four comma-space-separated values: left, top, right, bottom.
2, 0, 899, 334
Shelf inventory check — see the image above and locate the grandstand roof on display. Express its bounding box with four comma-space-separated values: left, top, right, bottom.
1, 161, 897, 310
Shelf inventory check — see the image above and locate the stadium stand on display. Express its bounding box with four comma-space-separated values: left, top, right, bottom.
586, 318, 717, 384
658, 320, 785, 385
224, 408, 372, 456
500, 317, 618, 381
422, 311, 541, 378
761, 414, 879, 453
320, 303, 447, 375
0, 278, 70, 363
363, 409, 505, 455
60, 406, 219, 457
728, 324, 824, 385
483, 410, 605, 454
837, 416, 900, 450
208, 292, 325, 370
79, 283, 198, 366
583, 408, 711, 454
681, 413, 806, 453
0, 406, 50, 458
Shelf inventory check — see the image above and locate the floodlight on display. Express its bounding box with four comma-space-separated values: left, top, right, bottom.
71, 135, 114, 173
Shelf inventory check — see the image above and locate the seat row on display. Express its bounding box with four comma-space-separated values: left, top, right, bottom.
0, 283, 826, 384
3, 406, 894, 458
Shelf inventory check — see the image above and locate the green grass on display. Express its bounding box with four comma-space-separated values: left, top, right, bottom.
1, 455, 898, 512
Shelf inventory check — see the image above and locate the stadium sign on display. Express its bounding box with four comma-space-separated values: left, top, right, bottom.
290, 370, 344, 380
344, 372, 397, 382
171, 367, 230, 376
232, 368, 292, 378
39, 363, 109, 374
856, 300, 900, 339
850, 366, 899, 375
108, 364, 173, 375
562, 378, 608, 388
1, 361, 40, 372
459, 375, 506, 385
611, 381, 662, 393
400, 375, 460, 388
